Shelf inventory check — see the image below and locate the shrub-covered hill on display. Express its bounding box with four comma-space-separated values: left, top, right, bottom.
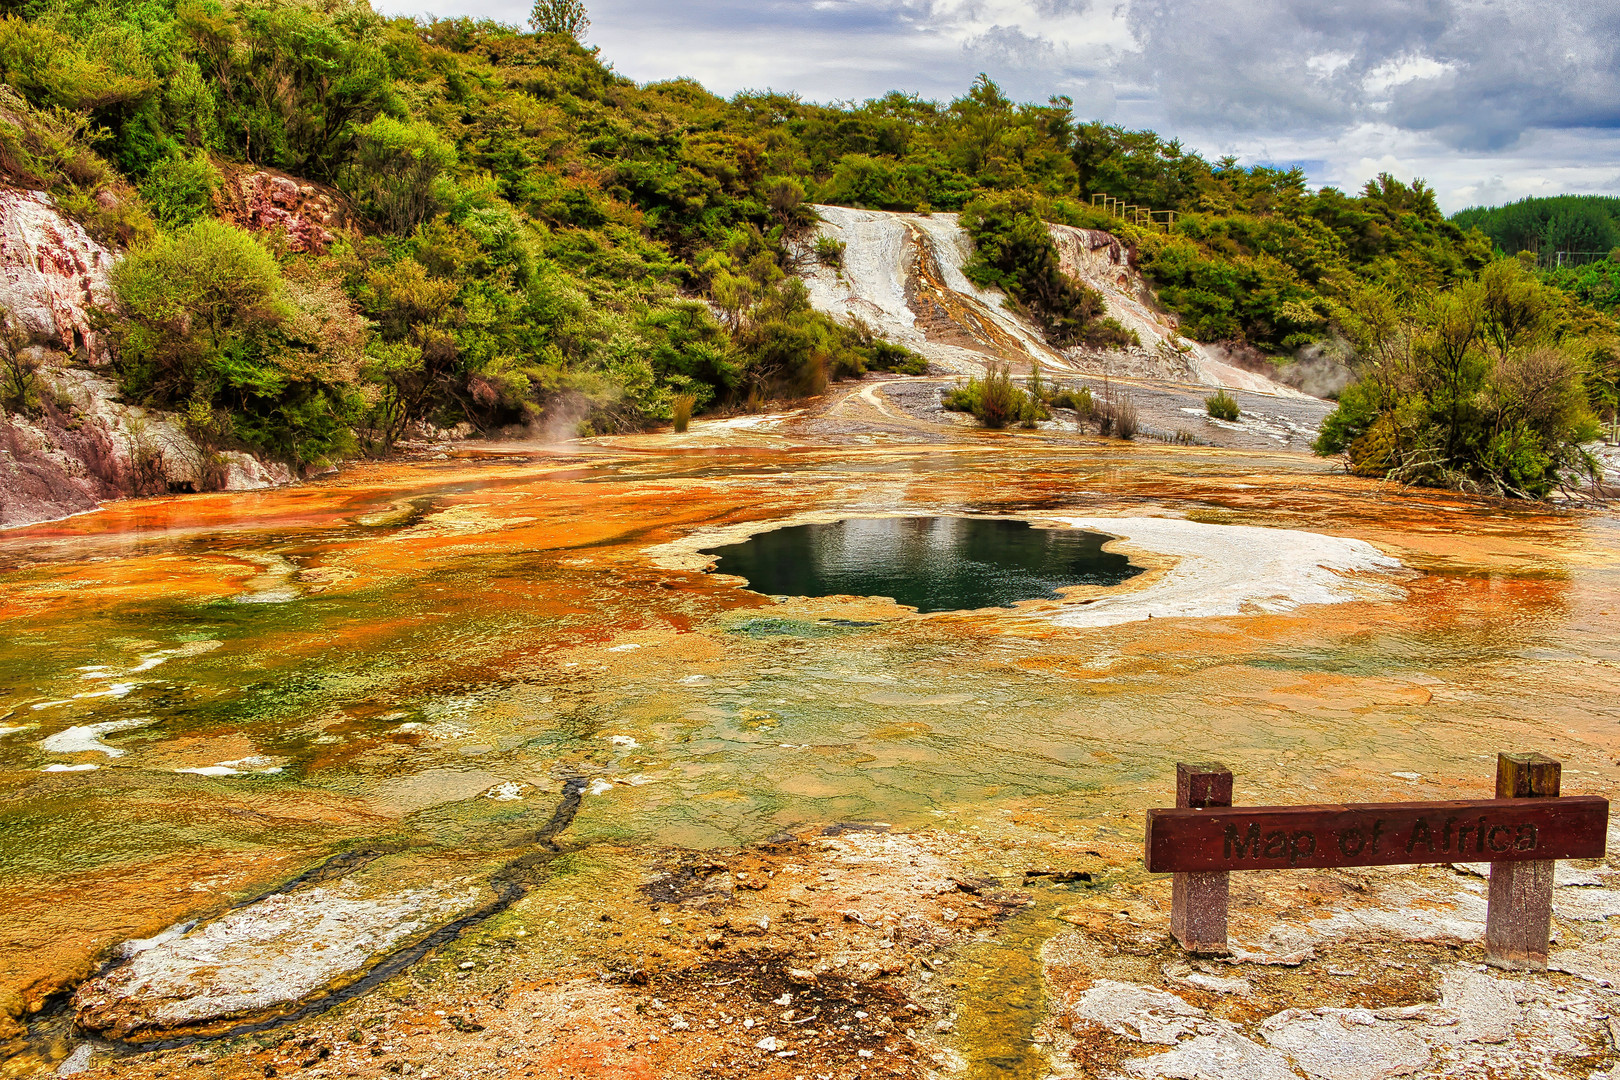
0, 0, 1613, 494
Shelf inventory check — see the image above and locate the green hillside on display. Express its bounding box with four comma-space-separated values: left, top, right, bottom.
0, 0, 1614, 495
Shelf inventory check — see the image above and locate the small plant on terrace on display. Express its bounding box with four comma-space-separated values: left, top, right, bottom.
671, 393, 696, 433
0, 323, 41, 416
941, 363, 1047, 429
1205, 389, 1240, 421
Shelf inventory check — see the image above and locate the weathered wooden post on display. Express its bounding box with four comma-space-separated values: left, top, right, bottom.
1485, 752, 1561, 970
1170, 762, 1232, 954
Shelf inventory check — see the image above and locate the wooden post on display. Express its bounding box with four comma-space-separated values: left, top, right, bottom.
1170, 763, 1232, 954
1485, 752, 1560, 970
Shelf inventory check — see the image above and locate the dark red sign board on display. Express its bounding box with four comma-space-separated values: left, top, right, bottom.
1145, 796, 1609, 874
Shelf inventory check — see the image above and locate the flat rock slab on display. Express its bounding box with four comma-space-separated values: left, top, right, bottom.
1072, 980, 1206, 1044
73, 875, 486, 1041
1121, 1027, 1298, 1080
1084, 968, 1535, 1080
1260, 1007, 1433, 1080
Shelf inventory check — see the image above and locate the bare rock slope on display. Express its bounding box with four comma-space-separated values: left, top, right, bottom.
801, 204, 1305, 397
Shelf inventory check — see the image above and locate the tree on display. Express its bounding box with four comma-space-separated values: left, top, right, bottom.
529, 0, 589, 38
342, 116, 457, 235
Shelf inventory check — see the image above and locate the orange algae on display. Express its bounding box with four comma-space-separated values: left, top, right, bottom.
1, 415, 1618, 1074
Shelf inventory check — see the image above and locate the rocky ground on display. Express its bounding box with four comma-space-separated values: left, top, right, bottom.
17, 811, 1620, 1080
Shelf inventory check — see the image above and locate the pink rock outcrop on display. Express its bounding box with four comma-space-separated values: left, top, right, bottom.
215, 166, 348, 253
0, 188, 115, 360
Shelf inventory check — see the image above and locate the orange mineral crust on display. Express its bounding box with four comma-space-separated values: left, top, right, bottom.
2, 404, 1618, 1077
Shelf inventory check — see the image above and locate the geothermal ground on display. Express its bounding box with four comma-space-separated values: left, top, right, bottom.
2, 377, 1619, 1080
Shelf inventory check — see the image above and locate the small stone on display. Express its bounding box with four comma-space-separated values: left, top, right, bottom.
458, 962, 475, 971
55, 1044, 94, 1076
788, 968, 817, 986
756, 1036, 780, 1052
774, 993, 792, 1006
935, 1020, 954, 1033
670, 1016, 689, 1031
743, 1018, 755, 1029
858, 1049, 875, 1058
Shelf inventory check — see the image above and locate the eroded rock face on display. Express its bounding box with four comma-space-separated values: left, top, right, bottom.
215, 166, 348, 253
72, 877, 487, 1042
0, 191, 295, 528
0, 188, 114, 360
0, 367, 205, 527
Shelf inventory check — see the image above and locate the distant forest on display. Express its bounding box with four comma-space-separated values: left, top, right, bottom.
1451, 196, 1620, 263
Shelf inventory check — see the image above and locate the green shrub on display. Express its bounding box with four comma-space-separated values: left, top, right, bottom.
107, 218, 360, 466
1036, 380, 1094, 416
1052, 386, 1094, 416
941, 363, 1046, 428
343, 116, 458, 235
0, 325, 41, 416
140, 154, 218, 231
814, 235, 846, 269
1315, 260, 1600, 496
1205, 389, 1240, 421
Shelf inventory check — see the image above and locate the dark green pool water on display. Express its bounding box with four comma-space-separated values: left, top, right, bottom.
701, 516, 1139, 613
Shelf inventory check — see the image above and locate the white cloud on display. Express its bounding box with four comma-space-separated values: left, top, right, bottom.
1361, 54, 1454, 96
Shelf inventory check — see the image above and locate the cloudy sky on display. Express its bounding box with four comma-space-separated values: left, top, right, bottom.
374, 0, 1620, 213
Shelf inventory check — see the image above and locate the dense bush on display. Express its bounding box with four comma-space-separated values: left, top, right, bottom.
140, 153, 218, 231
107, 218, 362, 466
1314, 260, 1602, 496
941, 364, 1046, 428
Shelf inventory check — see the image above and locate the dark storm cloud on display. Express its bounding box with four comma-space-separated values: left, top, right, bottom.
1384, 2, 1620, 150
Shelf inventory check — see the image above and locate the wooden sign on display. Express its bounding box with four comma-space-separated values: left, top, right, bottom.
1145, 796, 1609, 873
1147, 754, 1609, 971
